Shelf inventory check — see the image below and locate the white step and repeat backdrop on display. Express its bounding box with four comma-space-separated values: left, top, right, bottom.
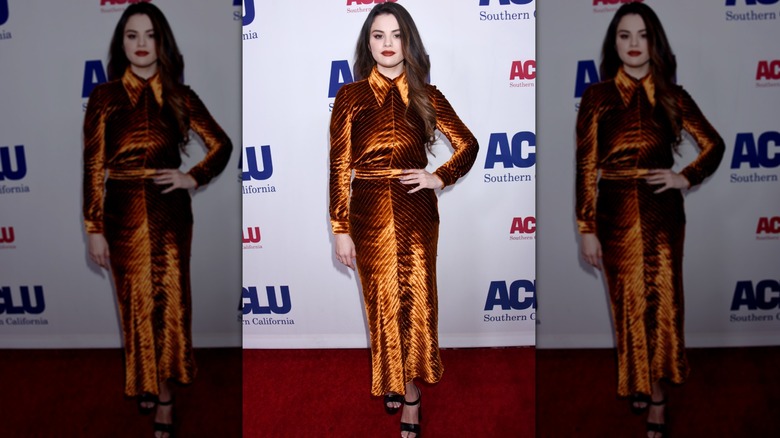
241, 0, 537, 348
0, 0, 242, 348
537, 0, 780, 348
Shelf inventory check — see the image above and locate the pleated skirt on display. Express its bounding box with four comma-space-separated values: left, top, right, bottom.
350, 176, 443, 396
104, 177, 196, 396
597, 177, 689, 397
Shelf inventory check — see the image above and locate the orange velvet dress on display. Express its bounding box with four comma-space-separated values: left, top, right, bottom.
576, 68, 724, 397
83, 69, 232, 396
329, 67, 478, 396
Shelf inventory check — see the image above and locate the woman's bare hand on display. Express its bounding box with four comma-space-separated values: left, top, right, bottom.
88, 233, 110, 269
580, 233, 602, 270
399, 169, 444, 193
335, 233, 356, 270
154, 169, 197, 194
645, 169, 690, 193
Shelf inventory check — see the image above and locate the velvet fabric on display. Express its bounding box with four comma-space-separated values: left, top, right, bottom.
329, 67, 478, 396
83, 68, 232, 396
576, 67, 724, 397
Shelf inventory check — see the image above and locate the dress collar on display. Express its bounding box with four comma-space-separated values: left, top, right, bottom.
121, 67, 164, 107
615, 66, 655, 107
368, 66, 409, 106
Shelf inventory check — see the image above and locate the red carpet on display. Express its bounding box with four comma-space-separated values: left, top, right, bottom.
0, 348, 241, 437
243, 347, 535, 437
536, 347, 780, 437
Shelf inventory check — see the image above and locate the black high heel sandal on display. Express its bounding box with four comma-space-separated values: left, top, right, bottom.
400, 386, 422, 438
137, 393, 158, 415
629, 393, 650, 415
646, 398, 667, 437
384, 393, 405, 415
153, 398, 175, 438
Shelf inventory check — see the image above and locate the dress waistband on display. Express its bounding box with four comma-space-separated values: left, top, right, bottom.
107, 168, 158, 180
353, 168, 405, 179
600, 168, 650, 180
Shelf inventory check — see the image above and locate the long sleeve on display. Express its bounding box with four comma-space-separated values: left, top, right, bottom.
429, 87, 479, 187
677, 89, 725, 187
575, 85, 600, 234
83, 85, 108, 234
329, 85, 354, 235
185, 88, 233, 187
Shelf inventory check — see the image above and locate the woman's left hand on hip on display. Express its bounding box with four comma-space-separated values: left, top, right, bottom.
399, 169, 444, 193
645, 169, 690, 193
154, 169, 197, 194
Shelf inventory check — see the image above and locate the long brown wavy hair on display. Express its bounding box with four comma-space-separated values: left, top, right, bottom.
600, 2, 681, 146
354, 3, 437, 147
107, 3, 190, 147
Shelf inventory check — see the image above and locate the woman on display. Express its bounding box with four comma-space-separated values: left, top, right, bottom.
83, 3, 232, 437
576, 3, 724, 437
329, 3, 478, 437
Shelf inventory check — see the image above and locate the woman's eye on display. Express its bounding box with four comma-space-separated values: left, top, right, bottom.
127, 34, 136, 40
148, 33, 155, 39
373, 34, 382, 39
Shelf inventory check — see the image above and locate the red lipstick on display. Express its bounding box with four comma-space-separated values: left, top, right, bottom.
135, 50, 149, 57
381, 51, 395, 56
627, 50, 642, 57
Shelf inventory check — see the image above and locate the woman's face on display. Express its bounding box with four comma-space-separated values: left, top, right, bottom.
615, 13, 650, 78
369, 14, 405, 79
123, 14, 158, 78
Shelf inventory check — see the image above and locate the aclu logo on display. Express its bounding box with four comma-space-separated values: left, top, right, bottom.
100, 0, 151, 6
509, 60, 535, 89
0, 145, 27, 181
731, 280, 780, 310
574, 60, 599, 100
243, 226, 262, 249
241, 146, 276, 195
478, 0, 534, 22
0, 286, 45, 315
726, 0, 780, 6
510, 216, 535, 240
242, 286, 291, 315
346, 0, 397, 5
725, 0, 779, 21
485, 280, 535, 310
0, 0, 9, 27
329, 60, 354, 99
479, 0, 534, 5
756, 216, 780, 240
346, 1, 398, 14
729, 131, 780, 183
235, 0, 255, 26
82, 60, 108, 112
510, 60, 535, 80
241, 145, 273, 181
730, 132, 780, 169
483, 132, 535, 184
756, 60, 780, 84
243, 227, 261, 243
593, 0, 642, 5
0, 226, 15, 248
484, 132, 535, 169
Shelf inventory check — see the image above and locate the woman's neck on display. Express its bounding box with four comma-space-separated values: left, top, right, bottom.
130, 64, 158, 80
622, 64, 650, 80
376, 64, 404, 80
